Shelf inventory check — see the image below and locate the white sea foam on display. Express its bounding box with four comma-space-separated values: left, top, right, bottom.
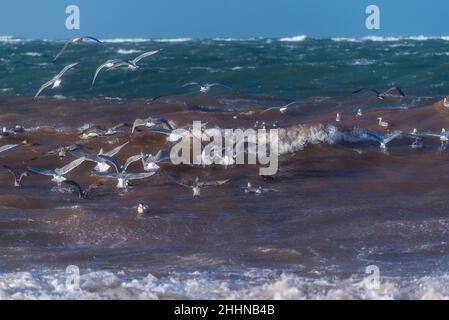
332, 35, 449, 42
116, 49, 142, 55
1, 269, 449, 300
23, 52, 42, 57
279, 35, 307, 42
154, 38, 193, 43
101, 38, 150, 43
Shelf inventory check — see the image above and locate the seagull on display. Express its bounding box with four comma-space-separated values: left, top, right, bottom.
358, 129, 403, 152
140, 149, 170, 171
423, 128, 449, 142
53, 36, 102, 62
243, 182, 276, 195
35, 63, 79, 98
356, 109, 363, 117
406, 129, 424, 149
27, 157, 85, 187
377, 117, 389, 128
94, 154, 155, 189
0, 144, 18, 154
167, 175, 230, 197
352, 87, 406, 100
79, 123, 129, 139
70, 142, 129, 172
92, 51, 160, 87
444, 97, 449, 108
2, 165, 28, 187
62, 180, 101, 199
137, 203, 150, 215
131, 117, 174, 134
182, 82, 233, 93
260, 101, 300, 115
336, 113, 341, 122
44, 144, 83, 158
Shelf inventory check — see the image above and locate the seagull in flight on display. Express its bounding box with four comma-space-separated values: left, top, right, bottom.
94, 154, 156, 189
92, 50, 160, 87
70, 142, 129, 172
167, 174, 230, 197
140, 149, 171, 171
260, 101, 300, 115
35, 63, 79, 98
2, 165, 29, 187
357, 129, 403, 152
182, 82, 233, 93
27, 157, 85, 187
53, 36, 102, 62
131, 117, 174, 134
63, 180, 102, 199
352, 87, 406, 100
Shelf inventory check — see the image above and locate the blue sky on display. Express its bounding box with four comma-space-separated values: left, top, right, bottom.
0, 0, 447, 39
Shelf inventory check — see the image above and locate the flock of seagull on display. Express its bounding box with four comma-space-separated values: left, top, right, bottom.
1, 36, 449, 213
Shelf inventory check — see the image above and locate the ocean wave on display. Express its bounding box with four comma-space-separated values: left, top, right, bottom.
1, 269, 449, 299
101, 38, 150, 43
279, 35, 307, 42
0, 36, 26, 43
23, 52, 42, 57
332, 35, 449, 42
154, 38, 193, 43
116, 49, 142, 55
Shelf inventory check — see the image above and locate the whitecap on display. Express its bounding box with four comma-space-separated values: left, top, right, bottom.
279, 35, 307, 42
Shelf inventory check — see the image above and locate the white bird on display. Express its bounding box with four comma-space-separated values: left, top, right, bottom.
356, 109, 363, 117
94, 154, 155, 189
444, 98, 449, 108
377, 117, 389, 128
423, 128, 449, 142
359, 130, 402, 152
92, 51, 160, 87
336, 113, 341, 122
35, 63, 79, 98
140, 149, 170, 171
27, 157, 85, 187
167, 175, 230, 197
260, 101, 300, 114
352, 87, 406, 100
132, 117, 173, 134
182, 82, 233, 93
70, 142, 129, 172
53, 36, 102, 62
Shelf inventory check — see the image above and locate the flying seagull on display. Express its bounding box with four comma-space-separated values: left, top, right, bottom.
131, 117, 174, 134
140, 149, 170, 171
94, 154, 156, 188
182, 82, 233, 93
27, 157, 85, 187
79, 123, 129, 139
357, 129, 403, 152
260, 101, 300, 115
92, 51, 160, 87
70, 142, 129, 172
35, 63, 79, 98
352, 87, 406, 100
167, 174, 230, 197
53, 36, 102, 62
2, 165, 28, 187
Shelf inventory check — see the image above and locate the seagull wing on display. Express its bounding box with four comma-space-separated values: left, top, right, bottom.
53, 40, 72, 62
34, 79, 55, 98
166, 174, 194, 188
198, 179, 230, 187
147, 128, 172, 136
209, 83, 233, 90
132, 119, 147, 133
92, 60, 117, 87
63, 180, 83, 196
124, 154, 143, 171
383, 131, 403, 144
131, 50, 160, 65
182, 82, 200, 88
352, 88, 380, 95
385, 86, 406, 97
27, 166, 55, 177
56, 62, 79, 79
104, 142, 129, 157
82, 36, 102, 43
57, 157, 85, 175
123, 172, 157, 180
2, 165, 18, 179
97, 155, 120, 173
0, 144, 18, 154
